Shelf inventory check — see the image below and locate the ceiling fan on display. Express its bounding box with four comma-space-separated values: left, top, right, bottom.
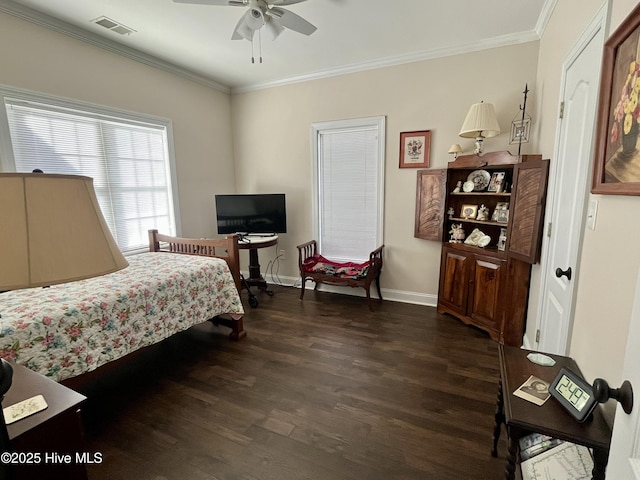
173, 0, 317, 42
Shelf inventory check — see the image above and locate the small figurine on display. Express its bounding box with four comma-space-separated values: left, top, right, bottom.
452, 181, 462, 193
497, 228, 507, 251
447, 206, 454, 218
477, 204, 489, 221
449, 224, 465, 243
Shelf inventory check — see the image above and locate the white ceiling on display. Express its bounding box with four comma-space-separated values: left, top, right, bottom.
1, 0, 551, 93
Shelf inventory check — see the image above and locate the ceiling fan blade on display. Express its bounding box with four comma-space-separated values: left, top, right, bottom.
173, 0, 245, 5
264, 17, 285, 40
231, 11, 254, 40
267, 6, 316, 35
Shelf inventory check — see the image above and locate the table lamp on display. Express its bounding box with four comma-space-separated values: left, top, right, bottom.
0, 172, 128, 291
448, 144, 463, 160
459, 101, 501, 155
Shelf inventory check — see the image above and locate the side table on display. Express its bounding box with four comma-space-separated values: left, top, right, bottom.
3, 362, 88, 480
492, 345, 612, 480
238, 235, 278, 293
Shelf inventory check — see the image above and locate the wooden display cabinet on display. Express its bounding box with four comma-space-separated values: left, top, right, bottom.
415, 151, 549, 346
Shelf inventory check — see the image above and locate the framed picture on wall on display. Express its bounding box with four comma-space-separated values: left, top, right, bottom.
399, 130, 431, 168
592, 3, 640, 195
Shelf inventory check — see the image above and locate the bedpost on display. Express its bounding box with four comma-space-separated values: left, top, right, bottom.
226, 234, 242, 294
149, 229, 160, 252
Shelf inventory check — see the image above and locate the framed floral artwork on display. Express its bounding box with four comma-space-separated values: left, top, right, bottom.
592, 3, 640, 195
399, 130, 431, 168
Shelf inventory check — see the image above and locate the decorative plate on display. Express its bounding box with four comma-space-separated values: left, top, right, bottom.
462, 180, 475, 192
467, 169, 491, 191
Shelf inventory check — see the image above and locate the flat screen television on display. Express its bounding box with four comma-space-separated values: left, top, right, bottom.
215, 193, 287, 235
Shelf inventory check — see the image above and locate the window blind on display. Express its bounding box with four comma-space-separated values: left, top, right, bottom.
5, 99, 176, 254
317, 124, 381, 262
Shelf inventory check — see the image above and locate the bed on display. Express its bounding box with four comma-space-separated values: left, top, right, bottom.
0, 230, 245, 383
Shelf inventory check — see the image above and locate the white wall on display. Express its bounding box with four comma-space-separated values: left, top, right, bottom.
0, 11, 235, 238
231, 43, 540, 300
532, 0, 639, 399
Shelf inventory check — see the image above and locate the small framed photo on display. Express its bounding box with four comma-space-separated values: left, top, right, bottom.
487, 171, 506, 192
492, 202, 509, 222
496, 208, 510, 223
460, 204, 477, 219
399, 130, 431, 168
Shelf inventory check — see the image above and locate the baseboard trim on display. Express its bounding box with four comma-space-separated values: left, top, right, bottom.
249, 273, 438, 308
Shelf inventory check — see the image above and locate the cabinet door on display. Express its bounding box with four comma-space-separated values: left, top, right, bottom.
468, 255, 505, 332
507, 159, 550, 263
414, 169, 447, 240
438, 247, 471, 315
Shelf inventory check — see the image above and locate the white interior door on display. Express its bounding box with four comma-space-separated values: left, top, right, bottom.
536, 8, 606, 355
606, 266, 640, 479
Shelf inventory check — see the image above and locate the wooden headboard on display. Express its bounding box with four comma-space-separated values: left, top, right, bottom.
148, 229, 241, 294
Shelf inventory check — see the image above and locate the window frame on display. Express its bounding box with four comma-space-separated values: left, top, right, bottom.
0, 85, 182, 254
311, 116, 386, 262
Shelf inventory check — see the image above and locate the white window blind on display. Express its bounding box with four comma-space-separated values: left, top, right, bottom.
314, 117, 385, 263
5, 98, 176, 254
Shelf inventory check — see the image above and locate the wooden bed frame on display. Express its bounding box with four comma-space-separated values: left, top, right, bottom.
148, 229, 245, 340
60, 230, 245, 390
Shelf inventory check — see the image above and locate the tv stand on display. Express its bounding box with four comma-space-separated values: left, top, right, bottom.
238, 235, 278, 298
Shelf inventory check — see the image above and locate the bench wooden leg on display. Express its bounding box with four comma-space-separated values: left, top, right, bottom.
375, 276, 383, 301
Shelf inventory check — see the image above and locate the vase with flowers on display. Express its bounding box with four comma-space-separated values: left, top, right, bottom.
611, 60, 640, 157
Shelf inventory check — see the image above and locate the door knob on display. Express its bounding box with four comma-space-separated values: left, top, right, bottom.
592, 378, 634, 414
555, 267, 572, 280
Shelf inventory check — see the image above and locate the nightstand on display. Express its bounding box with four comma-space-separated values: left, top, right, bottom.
3, 362, 88, 480
492, 345, 612, 480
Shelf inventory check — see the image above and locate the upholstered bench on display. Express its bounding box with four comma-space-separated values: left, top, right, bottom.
296, 240, 384, 310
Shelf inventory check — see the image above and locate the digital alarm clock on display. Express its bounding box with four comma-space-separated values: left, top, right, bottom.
549, 367, 598, 422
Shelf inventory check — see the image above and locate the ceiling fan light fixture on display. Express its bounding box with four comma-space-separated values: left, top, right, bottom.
247, 7, 265, 28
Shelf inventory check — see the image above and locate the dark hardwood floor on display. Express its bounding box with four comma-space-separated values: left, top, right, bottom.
79, 286, 508, 480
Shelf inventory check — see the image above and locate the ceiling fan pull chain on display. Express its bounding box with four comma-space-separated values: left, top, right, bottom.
259, 29, 263, 63
251, 35, 255, 64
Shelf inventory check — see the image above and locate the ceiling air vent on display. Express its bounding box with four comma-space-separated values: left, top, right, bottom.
91, 16, 136, 35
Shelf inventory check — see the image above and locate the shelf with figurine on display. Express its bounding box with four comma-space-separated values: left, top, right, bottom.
446, 201, 509, 235
414, 150, 548, 263
450, 192, 512, 196
447, 222, 509, 253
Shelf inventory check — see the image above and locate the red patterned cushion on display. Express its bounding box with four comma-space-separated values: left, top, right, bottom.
302, 255, 370, 279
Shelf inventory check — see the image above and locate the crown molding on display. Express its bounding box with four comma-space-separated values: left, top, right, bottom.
0, 0, 544, 96
232, 30, 541, 94
535, 0, 558, 38
0, 0, 231, 94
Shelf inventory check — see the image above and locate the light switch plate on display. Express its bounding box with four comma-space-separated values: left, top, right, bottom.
3, 394, 48, 424
587, 199, 598, 230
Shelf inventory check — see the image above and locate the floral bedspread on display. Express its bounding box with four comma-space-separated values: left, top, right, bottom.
0, 252, 244, 382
